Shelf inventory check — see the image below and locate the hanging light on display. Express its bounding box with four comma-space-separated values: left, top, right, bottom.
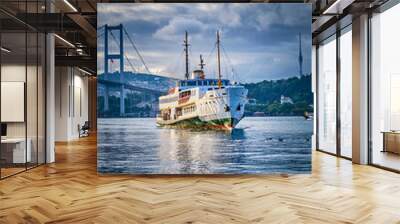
78, 67, 94, 76
1, 47, 11, 53
63, 0, 78, 12
54, 34, 75, 48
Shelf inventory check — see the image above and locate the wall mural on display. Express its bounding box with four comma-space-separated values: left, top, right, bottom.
97, 3, 313, 174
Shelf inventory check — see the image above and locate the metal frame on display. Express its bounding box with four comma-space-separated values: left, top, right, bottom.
367, 11, 373, 165
316, 0, 400, 171
315, 21, 353, 162
315, 44, 319, 151
367, 0, 400, 172
315, 32, 338, 156
0, 19, 2, 179
336, 25, 341, 157
0, 0, 47, 180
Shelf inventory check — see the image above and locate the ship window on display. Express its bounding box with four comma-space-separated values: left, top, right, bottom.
225, 105, 230, 112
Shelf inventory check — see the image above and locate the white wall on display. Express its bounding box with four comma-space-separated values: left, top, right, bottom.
1, 62, 47, 164
1, 64, 26, 139
55, 67, 89, 141
55, 67, 69, 141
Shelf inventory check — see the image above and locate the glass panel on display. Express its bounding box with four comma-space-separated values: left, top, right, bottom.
340, 27, 352, 158
317, 35, 337, 154
0, 0, 46, 178
26, 0, 41, 169
371, 4, 400, 171
27, 30, 38, 169
1, 30, 28, 177
38, 32, 46, 165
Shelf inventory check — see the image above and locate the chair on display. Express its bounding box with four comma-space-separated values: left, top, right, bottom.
78, 121, 90, 138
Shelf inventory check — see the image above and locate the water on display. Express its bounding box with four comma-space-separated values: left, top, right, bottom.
98, 117, 312, 174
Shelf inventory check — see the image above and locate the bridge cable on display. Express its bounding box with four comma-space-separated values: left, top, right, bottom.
97, 25, 106, 31
221, 44, 238, 82
204, 42, 217, 78
170, 49, 185, 77
97, 30, 105, 38
109, 30, 138, 73
123, 27, 151, 74
97, 25, 106, 38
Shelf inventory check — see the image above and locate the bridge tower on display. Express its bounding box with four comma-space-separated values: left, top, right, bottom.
104, 24, 124, 75
104, 24, 125, 116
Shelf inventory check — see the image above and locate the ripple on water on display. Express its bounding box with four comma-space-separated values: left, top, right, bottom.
98, 117, 313, 174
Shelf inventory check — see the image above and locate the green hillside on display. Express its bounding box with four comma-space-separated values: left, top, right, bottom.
243, 74, 313, 116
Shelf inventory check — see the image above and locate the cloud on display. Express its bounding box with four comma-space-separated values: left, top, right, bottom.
153, 17, 208, 41
98, 3, 178, 25
97, 3, 312, 82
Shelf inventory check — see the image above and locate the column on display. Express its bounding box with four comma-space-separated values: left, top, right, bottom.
104, 85, 109, 112
352, 14, 369, 164
120, 85, 125, 116
46, 28, 55, 163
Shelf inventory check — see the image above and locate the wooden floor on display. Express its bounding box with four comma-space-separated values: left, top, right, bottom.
1, 135, 400, 224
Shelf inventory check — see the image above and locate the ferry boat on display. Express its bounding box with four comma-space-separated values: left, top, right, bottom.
156, 31, 248, 130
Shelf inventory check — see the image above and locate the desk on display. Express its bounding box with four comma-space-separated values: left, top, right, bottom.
1, 138, 31, 163
382, 131, 400, 154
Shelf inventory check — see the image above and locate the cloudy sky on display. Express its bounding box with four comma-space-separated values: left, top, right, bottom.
98, 3, 311, 83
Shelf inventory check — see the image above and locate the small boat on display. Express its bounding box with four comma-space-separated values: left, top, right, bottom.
304, 111, 313, 120
156, 31, 248, 130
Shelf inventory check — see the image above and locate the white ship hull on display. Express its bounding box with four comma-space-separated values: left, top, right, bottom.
157, 85, 248, 130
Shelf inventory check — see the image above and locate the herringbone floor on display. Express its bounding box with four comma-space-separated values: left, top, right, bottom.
1, 135, 400, 224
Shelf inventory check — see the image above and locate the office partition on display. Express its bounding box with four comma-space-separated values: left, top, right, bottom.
0, 1, 47, 179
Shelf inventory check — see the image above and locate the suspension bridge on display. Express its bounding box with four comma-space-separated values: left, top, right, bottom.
96, 24, 240, 118
97, 24, 167, 118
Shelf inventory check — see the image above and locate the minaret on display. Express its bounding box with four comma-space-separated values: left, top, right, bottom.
184, 31, 190, 80
298, 33, 303, 77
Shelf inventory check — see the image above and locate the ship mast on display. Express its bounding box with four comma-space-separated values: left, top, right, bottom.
217, 30, 222, 88
199, 54, 205, 70
184, 31, 189, 80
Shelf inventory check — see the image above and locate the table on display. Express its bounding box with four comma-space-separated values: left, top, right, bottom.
1, 138, 31, 163
382, 131, 400, 154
